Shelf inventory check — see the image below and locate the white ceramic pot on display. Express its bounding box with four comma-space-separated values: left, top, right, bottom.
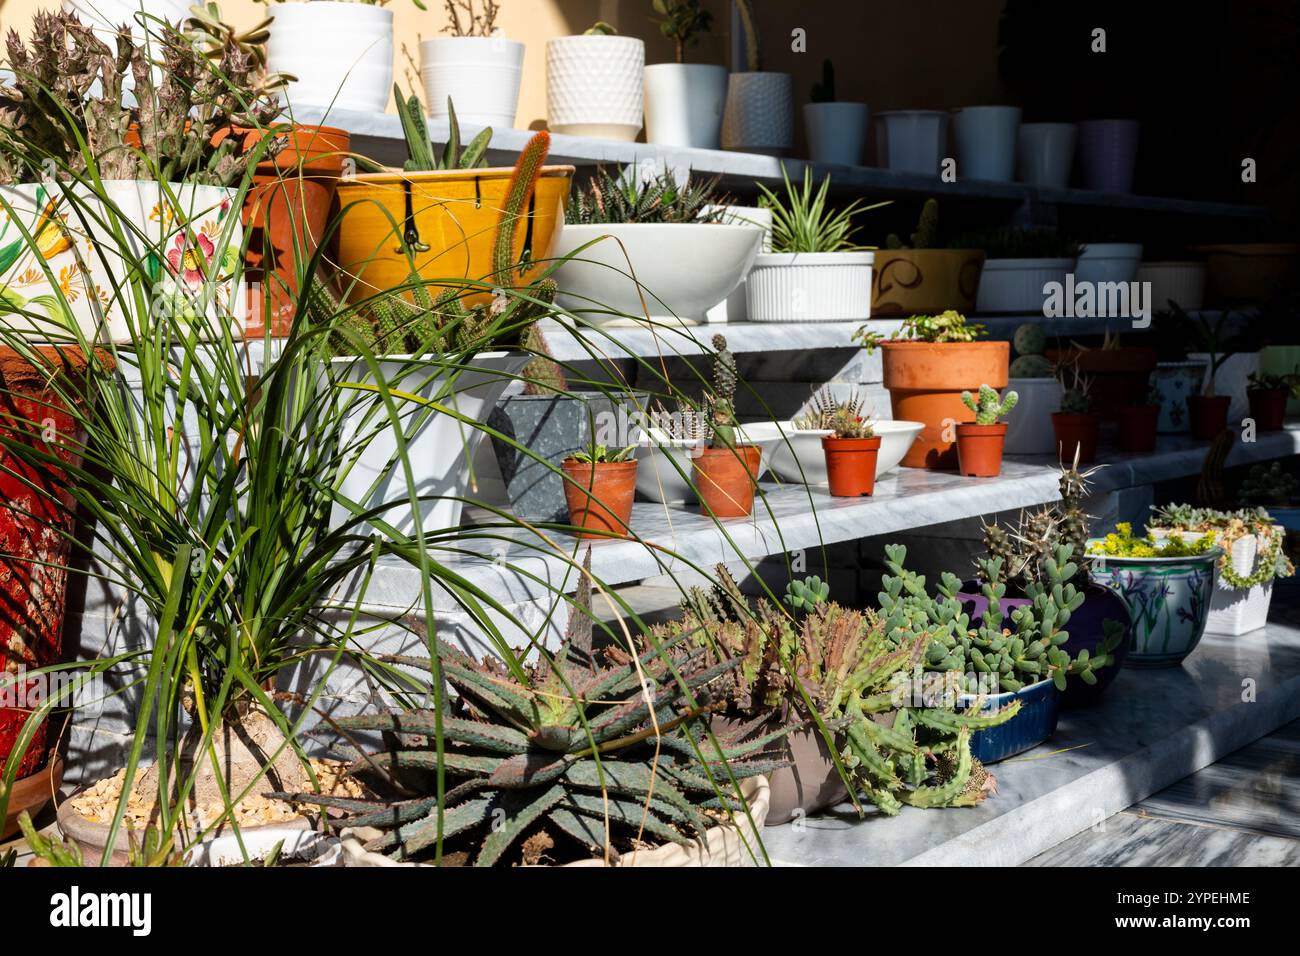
1149, 527, 1280, 635
1136, 261, 1206, 312
803, 102, 870, 166
721, 72, 793, 155
875, 110, 948, 176
707, 205, 772, 323
953, 106, 1021, 182
1187, 350, 1261, 426
268, 2, 393, 114
1003, 377, 1062, 455
546, 35, 644, 140
1075, 242, 1143, 285
975, 257, 1075, 314
1017, 122, 1077, 188
551, 223, 763, 327
744, 420, 923, 485
643, 63, 728, 148
187, 829, 343, 867
421, 36, 525, 129
1151, 361, 1207, 433
328, 351, 528, 537
633, 431, 702, 504
745, 251, 874, 323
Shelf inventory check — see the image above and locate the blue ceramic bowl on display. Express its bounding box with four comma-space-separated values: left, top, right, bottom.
959, 678, 1061, 763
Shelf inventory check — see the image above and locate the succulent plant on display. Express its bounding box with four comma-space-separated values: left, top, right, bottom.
885, 198, 940, 250
707, 333, 738, 448
1240, 462, 1298, 507
566, 165, 727, 225
797, 387, 873, 437
856, 310, 986, 351
784, 575, 830, 611
961, 384, 1018, 425
981, 458, 1098, 590
758, 165, 885, 254
396, 88, 491, 172
1148, 503, 1294, 588
651, 0, 713, 64
1009, 322, 1055, 378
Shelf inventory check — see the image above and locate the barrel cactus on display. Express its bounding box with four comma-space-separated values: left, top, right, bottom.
1009, 322, 1054, 378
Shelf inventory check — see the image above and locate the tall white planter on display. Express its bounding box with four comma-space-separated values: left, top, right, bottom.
1187, 350, 1261, 426
546, 35, 644, 141
803, 102, 870, 166
1003, 377, 1063, 454
953, 106, 1021, 182
745, 252, 874, 322
268, 2, 393, 114
875, 110, 948, 176
643, 64, 727, 148
975, 258, 1075, 314
1075, 242, 1143, 285
721, 72, 793, 155
421, 36, 525, 129
1017, 122, 1077, 188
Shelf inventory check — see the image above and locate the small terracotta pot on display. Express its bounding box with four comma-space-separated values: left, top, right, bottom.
2, 753, 63, 839
955, 422, 1007, 476
1051, 412, 1100, 463
1117, 403, 1159, 452
880, 340, 1010, 469
560, 458, 637, 538
822, 435, 881, 496
1188, 394, 1231, 440
1248, 386, 1288, 432
693, 445, 762, 517
1045, 346, 1157, 420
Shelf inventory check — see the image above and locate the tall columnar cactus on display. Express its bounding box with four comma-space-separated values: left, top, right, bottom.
520, 318, 569, 395
961, 384, 1019, 424
980, 458, 1098, 588
708, 333, 738, 447
493, 130, 551, 283
886, 198, 940, 250
733, 0, 761, 72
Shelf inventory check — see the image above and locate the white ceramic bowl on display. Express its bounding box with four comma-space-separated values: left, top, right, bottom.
552, 223, 764, 327
741, 420, 923, 485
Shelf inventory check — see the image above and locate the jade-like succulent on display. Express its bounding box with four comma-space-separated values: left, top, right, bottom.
784, 575, 830, 610
961, 384, 1018, 425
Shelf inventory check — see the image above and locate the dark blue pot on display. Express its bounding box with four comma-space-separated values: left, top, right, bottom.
959, 678, 1061, 764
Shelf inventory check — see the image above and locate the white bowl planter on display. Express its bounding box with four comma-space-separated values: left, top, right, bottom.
643, 64, 728, 148
706, 205, 772, 323
633, 431, 702, 504
1187, 350, 1261, 426
875, 110, 948, 175
1136, 261, 1206, 312
975, 257, 1075, 314
187, 829, 343, 867
1151, 361, 1207, 433
1075, 242, 1143, 285
1017, 122, 1077, 187
546, 35, 644, 140
743, 420, 923, 486
421, 36, 525, 129
328, 351, 528, 537
803, 102, 870, 166
745, 251, 874, 323
551, 223, 763, 327
953, 106, 1022, 182
721, 72, 793, 155
1003, 377, 1062, 454
268, 2, 394, 114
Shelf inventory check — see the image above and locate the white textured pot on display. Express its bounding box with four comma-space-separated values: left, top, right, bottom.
546, 35, 644, 140
552, 223, 763, 327
975, 257, 1075, 314
187, 829, 342, 867
745, 251, 874, 323
1136, 261, 1206, 312
1187, 350, 1261, 426
721, 72, 793, 155
329, 351, 528, 537
1075, 242, 1143, 285
1151, 361, 1207, 433
742, 420, 923, 485
643, 63, 727, 148
1003, 377, 1062, 455
1017, 122, 1077, 188
875, 110, 948, 175
268, 2, 393, 114
803, 102, 870, 166
953, 106, 1021, 182
421, 36, 524, 129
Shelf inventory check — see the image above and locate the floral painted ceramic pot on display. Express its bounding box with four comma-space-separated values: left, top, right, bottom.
1086, 543, 1221, 666
1151, 361, 1207, 433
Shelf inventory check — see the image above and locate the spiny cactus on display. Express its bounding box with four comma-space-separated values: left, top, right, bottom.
707, 334, 738, 448
520, 320, 568, 395
961, 384, 1018, 425
885, 198, 940, 250
493, 130, 551, 282
796, 387, 873, 437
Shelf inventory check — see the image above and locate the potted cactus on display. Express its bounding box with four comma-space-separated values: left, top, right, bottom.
956, 384, 1018, 477
1045, 328, 1157, 422
693, 336, 762, 518
1051, 366, 1100, 463
803, 389, 880, 496
871, 199, 986, 316
1005, 322, 1063, 454
560, 442, 638, 539
803, 59, 869, 166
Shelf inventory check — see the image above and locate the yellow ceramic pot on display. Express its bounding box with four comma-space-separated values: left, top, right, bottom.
332, 165, 574, 304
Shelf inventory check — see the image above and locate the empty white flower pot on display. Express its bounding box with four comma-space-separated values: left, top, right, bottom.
975, 258, 1076, 314
1136, 261, 1206, 312
268, 2, 394, 114
803, 102, 870, 166
643, 63, 728, 148
546, 35, 644, 141
1017, 122, 1077, 188
421, 36, 525, 129
953, 106, 1022, 182
875, 110, 949, 176
1075, 243, 1143, 285
1003, 377, 1063, 455
745, 251, 874, 323
721, 72, 793, 155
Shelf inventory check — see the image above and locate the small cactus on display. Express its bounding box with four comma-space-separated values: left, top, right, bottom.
961, 384, 1018, 425
1012, 322, 1047, 358
708, 334, 738, 447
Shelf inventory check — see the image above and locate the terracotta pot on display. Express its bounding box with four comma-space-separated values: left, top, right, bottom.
2, 753, 63, 840
879, 340, 1009, 469
1189, 243, 1300, 306
1188, 394, 1231, 440
693, 445, 761, 517
1248, 387, 1288, 432
1117, 403, 1159, 452
1045, 346, 1157, 420
822, 435, 881, 496
871, 249, 986, 316
560, 458, 637, 539
1051, 412, 1100, 463
955, 422, 1007, 476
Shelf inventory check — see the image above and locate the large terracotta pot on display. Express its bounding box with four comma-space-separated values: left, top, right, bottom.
879, 341, 1009, 469
694, 445, 761, 517
871, 249, 985, 316
560, 458, 637, 539
332, 166, 573, 308
1045, 346, 1157, 420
